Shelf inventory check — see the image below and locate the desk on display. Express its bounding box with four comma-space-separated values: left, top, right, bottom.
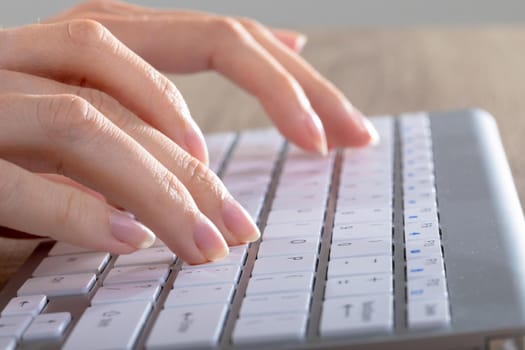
1, 28, 524, 288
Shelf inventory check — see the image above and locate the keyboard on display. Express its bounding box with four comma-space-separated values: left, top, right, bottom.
0, 109, 524, 350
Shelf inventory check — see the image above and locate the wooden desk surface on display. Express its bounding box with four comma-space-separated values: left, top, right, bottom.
1, 27, 524, 288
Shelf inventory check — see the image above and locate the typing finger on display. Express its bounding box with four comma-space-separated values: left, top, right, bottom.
0, 20, 208, 163
0, 93, 229, 263
0, 69, 259, 246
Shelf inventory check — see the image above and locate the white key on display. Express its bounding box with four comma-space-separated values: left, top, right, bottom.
1, 295, 46, 317
165, 284, 235, 307
337, 193, 392, 209
0, 316, 32, 338
23, 312, 71, 340
91, 282, 161, 305
63, 301, 151, 350
266, 207, 326, 225
0, 337, 15, 350
104, 265, 170, 285
328, 256, 392, 279
404, 206, 438, 224
18, 274, 96, 297
271, 192, 328, 211
252, 254, 317, 276
173, 265, 241, 287
263, 221, 323, 240
246, 272, 314, 295
404, 221, 440, 241
114, 247, 176, 267
233, 313, 307, 346
239, 292, 311, 317
331, 222, 392, 241
407, 276, 448, 301
181, 245, 247, 269
334, 207, 391, 226
258, 237, 320, 257
406, 239, 442, 260
325, 274, 392, 299
320, 294, 393, 337
146, 303, 227, 350
406, 256, 445, 279
48, 242, 95, 256
33, 253, 110, 277
329, 238, 391, 259
408, 299, 451, 329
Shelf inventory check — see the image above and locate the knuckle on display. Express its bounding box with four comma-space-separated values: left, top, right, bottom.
77, 88, 129, 128
211, 17, 250, 42
0, 161, 21, 212
36, 94, 105, 144
65, 19, 109, 49
237, 17, 264, 32
54, 187, 81, 227
181, 153, 221, 193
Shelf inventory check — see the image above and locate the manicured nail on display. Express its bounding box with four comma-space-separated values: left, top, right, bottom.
222, 197, 260, 243
194, 214, 229, 261
304, 110, 328, 156
110, 210, 156, 249
363, 118, 380, 146
184, 120, 209, 165
295, 34, 308, 51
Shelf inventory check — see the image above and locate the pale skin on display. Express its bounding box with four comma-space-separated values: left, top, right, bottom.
0, 0, 377, 264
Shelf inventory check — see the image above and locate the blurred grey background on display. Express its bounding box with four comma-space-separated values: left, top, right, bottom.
1, 0, 525, 28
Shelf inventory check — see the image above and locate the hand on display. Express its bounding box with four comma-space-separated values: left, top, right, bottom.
0, 0, 377, 264
47, 0, 378, 153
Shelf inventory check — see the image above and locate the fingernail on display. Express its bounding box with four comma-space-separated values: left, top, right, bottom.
363, 118, 381, 146
184, 119, 209, 165
110, 210, 156, 249
194, 214, 229, 261
295, 34, 308, 51
222, 197, 260, 243
304, 110, 328, 156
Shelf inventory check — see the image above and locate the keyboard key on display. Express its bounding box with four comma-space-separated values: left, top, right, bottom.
0, 316, 32, 339
63, 301, 151, 350
325, 274, 392, 299
408, 299, 451, 329
320, 294, 393, 337
328, 256, 392, 278
91, 282, 161, 305
33, 253, 110, 277
1, 295, 46, 317
331, 222, 392, 241
114, 247, 176, 267
406, 239, 442, 260
146, 303, 228, 349
23, 312, 71, 340
0, 337, 15, 350
263, 221, 323, 240
404, 221, 440, 241
406, 256, 445, 279
18, 274, 96, 297
407, 276, 448, 301
104, 265, 170, 285
251, 254, 317, 276
233, 313, 307, 346
334, 207, 391, 226
165, 284, 235, 307
246, 272, 314, 295
258, 237, 320, 257
173, 265, 241, 287
266, 207, 326, 225
239, 292, 311, 317
329, 238, 391, 259
48, 242, 96, 256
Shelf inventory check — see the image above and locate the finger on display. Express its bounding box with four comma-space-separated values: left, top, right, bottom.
237, 18, 378, 147
0, 159, 150, 252
0, 93, 228, 263
70, 15, 328, 154
0, 69, 259, 246
270, 28, 307, 52
39, 173, 107, 202
0, 20, 208, 164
